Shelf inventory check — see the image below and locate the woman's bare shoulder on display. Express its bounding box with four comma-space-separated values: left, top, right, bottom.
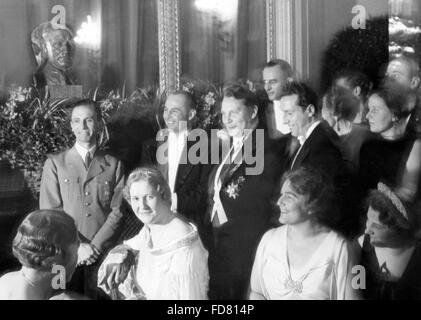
0, 271, 20, 299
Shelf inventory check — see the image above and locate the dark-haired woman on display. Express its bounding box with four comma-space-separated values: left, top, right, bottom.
359, 183, 421, 299
359, 88, 415, 194
249, 168, 360, 300
0, 210, 83, 300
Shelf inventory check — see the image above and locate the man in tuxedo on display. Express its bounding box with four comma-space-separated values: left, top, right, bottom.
262, 59, 297, 172
141, 91, 211, 245
280, 82, 353, 234
40, 99, 124, 298
262, 59, 293, 138
207, 84, 283, 299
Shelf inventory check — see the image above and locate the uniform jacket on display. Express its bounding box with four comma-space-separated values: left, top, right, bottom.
40, 146, 124, 252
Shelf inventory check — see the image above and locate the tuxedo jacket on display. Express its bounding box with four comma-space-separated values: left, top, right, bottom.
206, 128, 283, 275
141, 131, 212, 227
289, 121, 354, 234
40, 146, 125, 252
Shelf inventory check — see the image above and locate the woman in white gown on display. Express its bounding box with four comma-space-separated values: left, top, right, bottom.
249, 168, 361, 300
98, 167, 209, 300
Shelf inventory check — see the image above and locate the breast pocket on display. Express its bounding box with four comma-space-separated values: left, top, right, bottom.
61, 177, 81, 202
97, 179, 112, 205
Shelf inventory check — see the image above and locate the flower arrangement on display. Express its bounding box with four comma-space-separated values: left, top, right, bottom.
179, 79, 223, 131
0, 81, 226, 198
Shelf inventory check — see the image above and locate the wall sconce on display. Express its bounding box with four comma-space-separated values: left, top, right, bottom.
195, 0, 238, 21
74, 15, 101, 51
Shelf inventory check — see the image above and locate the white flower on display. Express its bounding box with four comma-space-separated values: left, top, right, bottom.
8, 86, 28, 102
204, 92, 216, 106
5, 100, 18, 119
101, 99, 114, 112
226, 183, 239, 199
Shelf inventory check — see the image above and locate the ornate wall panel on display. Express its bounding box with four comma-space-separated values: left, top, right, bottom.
157, 0, 181, 92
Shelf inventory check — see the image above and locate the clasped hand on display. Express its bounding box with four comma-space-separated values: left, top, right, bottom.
77, 243, 101, 266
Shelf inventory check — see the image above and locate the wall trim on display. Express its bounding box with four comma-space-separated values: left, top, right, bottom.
157, 0, 181, 92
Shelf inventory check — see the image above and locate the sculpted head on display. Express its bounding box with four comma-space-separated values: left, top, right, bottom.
31, 22, 75, 73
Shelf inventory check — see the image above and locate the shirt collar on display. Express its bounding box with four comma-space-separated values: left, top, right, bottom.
75, 142, 96, 160
297, 120, 321, 145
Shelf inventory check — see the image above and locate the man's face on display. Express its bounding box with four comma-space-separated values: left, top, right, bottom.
45, 29, 74, 71
71, 105, 99, 145
163, 94, 191, 133
221, 96, 256, 138
386, 60, 418, 92
280, 94, 310, 138
263, 65, 289, 101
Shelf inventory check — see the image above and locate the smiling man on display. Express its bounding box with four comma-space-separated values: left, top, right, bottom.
280, 82, 354, 235
207, 84, 283, 300
141, 91, 211, 248
262, 59, 293, 138
40, 99, 124, 298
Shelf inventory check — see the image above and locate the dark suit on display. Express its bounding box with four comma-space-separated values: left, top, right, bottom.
289, 121, 355, 236
141, 131, 212, 243
206, 127, 283, 299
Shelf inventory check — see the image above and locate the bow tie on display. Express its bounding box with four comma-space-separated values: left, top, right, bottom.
297, 136, 306, 146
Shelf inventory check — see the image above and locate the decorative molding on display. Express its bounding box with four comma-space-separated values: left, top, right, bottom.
265, 0, 310, 81
266, 0, 293, 64
266, 0, 276, 61
157, 0, 181, 92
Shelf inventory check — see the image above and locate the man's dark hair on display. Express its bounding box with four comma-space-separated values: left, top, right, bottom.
264, 59, 293, 78
70, 99, 102, 121
167, 90, 197, 111
223, 84, 258, 109
284, 82, 319, 114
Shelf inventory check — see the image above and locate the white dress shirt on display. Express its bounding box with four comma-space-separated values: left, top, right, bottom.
75, 142, 96, 167
211, 135, 247, 226
168, 130, 188, 212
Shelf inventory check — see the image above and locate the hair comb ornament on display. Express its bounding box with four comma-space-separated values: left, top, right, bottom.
377, 182, 408, 220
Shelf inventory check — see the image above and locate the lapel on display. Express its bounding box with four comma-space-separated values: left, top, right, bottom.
175, 138, 195, 191
85, 150, 107, 184
291, 122, 324, 170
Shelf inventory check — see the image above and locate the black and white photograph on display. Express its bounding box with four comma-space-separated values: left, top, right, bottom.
0, 0, 420, 309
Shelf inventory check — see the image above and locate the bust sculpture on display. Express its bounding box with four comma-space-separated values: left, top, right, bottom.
31, 22, 75, 87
